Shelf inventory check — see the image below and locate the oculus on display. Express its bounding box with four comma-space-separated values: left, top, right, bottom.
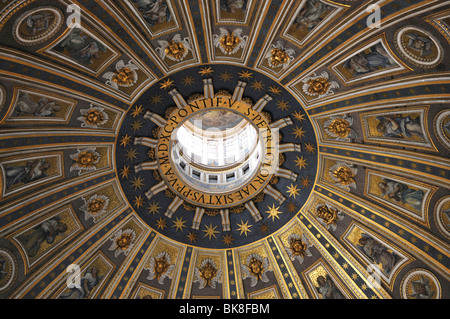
156, 98, 277, 208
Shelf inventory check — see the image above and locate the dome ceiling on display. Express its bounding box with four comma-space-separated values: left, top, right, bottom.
0, 0, 448, 300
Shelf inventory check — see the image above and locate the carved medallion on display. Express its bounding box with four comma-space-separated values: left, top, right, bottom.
13, 7, 63, 46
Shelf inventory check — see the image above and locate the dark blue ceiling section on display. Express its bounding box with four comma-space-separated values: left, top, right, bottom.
115, 63, 318, 249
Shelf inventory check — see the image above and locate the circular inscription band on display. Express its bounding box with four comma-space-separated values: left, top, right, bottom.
156, 97, 278, 209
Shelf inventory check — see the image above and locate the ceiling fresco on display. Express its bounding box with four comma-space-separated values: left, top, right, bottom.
0, 0, 448, 300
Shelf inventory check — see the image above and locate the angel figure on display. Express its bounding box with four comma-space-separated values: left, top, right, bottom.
193, 258, 222, 289
405, 32, 433, 57
409, 275, 436, 299
18, 216, 67, 258
156, 34, 191, 62
241, 253, 271, 287
4, 158, 51, 190
13, 92, 61, 117
103, 60, 139, 90
134, 0, 172, 27
266, 41, 295, 69
323, 114, 357, 142
358, 233, 397, 275
220, 0, 248, 13
213, 28, 247, 55
316, 275, 345, 299
59, 267, 104, 299
302, 71, 339, 99
286, 233, 312, 264
145, 251, 174, 284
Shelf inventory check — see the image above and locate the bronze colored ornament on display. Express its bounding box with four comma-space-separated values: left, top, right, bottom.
270, 48, 290, 67
112, 67, 136, 87
87, 197, 106, 215
205, 209, 220, 217
289, 237, 309, 258
197, 260, 219, 288
74, 150, 99, 168
219, 32, 242, 54
115, 232, 134, 251
153, 254, 171, 282
332, 165, 356, 186
306, 77, 331, 96
165, 40, 187, 61
246, 256, 265, 281
316, 204, 340, 227
83, 109, 105, 127
229, 204, 245, 214
326, 118, 351, 139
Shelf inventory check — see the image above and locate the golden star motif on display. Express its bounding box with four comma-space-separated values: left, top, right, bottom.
147, 201, 160, 215
222, 233, 234, 247
236, 219, 252, 236
292, 110, 306, 122
268, 85, 282, 95
155, 217, 168, 230
304, 142, 316, 154
286, 201, 298, 213
131, 175, 145, 190
202, 223, 219, 240
294, 155, 308, 170
266, 204, 282, 221
172, 217, 186, 231
130, 119, 143, 132
182, 75, 195, 86
133, 195, 145, 208
276, 99, 289, 111
300, 175, 311, 189
287, 183, 300, 199
292, 126, 306, 139
130, 105, 144, 118
219, 71, 232, 82
120, 134, 132, 147
160, 78, 174, 90
125, 147, 138, 161
238, 69, 253, 80
258, 222, 271, 234
251, 80, 264, 92
151, 94, 163, 105
120, 165, 130, 179
198, 66, 214, 76
186, 231, 198, 244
